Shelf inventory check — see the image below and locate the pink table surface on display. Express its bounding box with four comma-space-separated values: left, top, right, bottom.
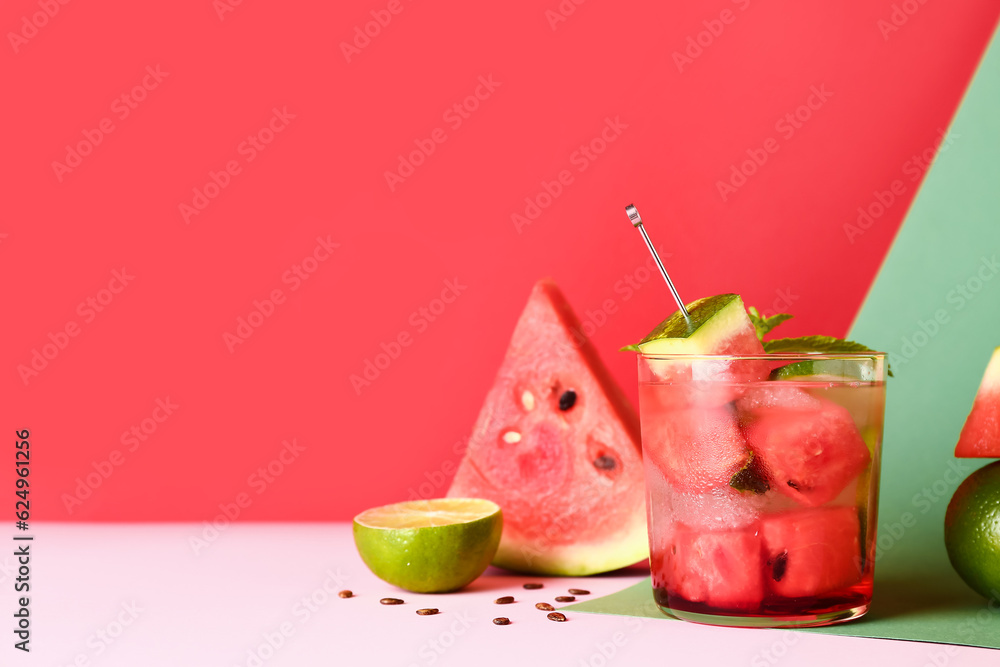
15, 523, 997, 666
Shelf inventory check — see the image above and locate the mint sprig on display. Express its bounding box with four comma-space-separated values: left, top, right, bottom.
763, 335, 893, 377
747, 306, 793, 342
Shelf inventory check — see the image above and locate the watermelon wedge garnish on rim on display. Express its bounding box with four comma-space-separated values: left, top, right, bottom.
955, 347, 1000, 458
447, 279, 648, 575
622, 293, 770, 384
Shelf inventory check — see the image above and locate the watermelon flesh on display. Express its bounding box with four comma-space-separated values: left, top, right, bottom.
447, 279, 648, 575
955, 347, 1000, 457
631, 294, 770, 403
639, 398, 749, 493
761, 507, 863, 598
742, 395, 871, 507
652, 522, 764, 610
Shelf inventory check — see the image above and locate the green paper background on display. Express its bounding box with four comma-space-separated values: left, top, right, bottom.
568, 24, 1000, 649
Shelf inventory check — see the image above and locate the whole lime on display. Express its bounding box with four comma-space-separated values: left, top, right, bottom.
353, 498, 502, 593
944, 461, 1000, 600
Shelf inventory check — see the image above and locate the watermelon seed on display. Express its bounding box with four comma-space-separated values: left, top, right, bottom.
523, 583, 543, 590
521, 390, 536, 411
502, 431, 522, 444
554, 596, 575, 602
493, 617, 511, 625
535, 603, 555, 611
770, 551, 789, 582
558, 390, 577, 411
380, 598, 404, 605
416, 608, 439, 616
787, 480, 801, 491
338, 590, 353, 598
593, 456, 616, 471
547, 612, 568, 622
494, 596, 515, 604
568, 589, 590, 595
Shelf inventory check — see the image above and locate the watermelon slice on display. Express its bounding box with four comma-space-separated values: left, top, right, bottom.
639, 400, 749, 493
742, 398, 870, 507
654, 522, 764, 610
625, 294, 770, 388
447, 279, 647, 575
955, 347, 1000, 457
761, 507, 863, 598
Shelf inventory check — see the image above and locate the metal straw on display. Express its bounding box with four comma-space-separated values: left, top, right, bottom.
625, 204, 690, 319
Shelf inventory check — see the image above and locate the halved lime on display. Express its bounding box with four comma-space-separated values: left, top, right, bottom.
769, 358, 877, 382
764, 336, 887, 381
353, 498, 502, 593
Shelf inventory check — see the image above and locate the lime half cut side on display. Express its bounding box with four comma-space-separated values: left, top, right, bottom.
353, 498, 503, 593
770, 358, 877, 383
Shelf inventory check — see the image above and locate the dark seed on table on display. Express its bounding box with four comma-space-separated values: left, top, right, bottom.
554, 596, 575, 602
568, 589, 590, 595
416, 608, 439, 616
547, 612, 568, 622
494, 596, 515, 604
523, 583, 543, 590
558, 390, 577, 411
338, 590, 353, 598
380, 597, 404, 605
535, 602, 555, 611
493, 617, 511, 625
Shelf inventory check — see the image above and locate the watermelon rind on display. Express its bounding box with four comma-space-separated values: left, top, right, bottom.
491, 511, 648, 576
955, 347, 1000, 458
622, 294, 751, 354
769, 359, 876, 383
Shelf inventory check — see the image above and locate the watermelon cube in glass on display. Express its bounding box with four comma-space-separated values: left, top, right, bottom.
638, 352, 886, 628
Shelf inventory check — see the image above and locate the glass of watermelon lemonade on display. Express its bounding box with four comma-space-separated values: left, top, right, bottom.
637, 352, 887, 628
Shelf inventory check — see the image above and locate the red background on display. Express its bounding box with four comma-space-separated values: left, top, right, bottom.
4, 0, 998, 521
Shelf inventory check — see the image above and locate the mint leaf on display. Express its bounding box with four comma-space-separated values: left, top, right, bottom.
747, 306, 794, 342
763, 336, 893, 377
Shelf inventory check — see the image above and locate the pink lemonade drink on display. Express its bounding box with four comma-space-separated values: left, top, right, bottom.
638, 353, 886, 628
